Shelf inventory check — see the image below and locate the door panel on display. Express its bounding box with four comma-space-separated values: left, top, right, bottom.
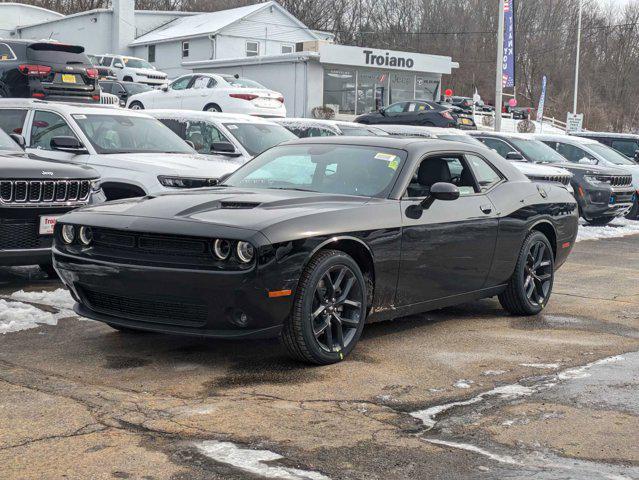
181, 75, 211, 110
397, 195, 498, 306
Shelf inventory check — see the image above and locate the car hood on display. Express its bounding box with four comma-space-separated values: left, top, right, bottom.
511, 162, 571, 177
74, 188, 371, 232
96, 153, 239, 177
0, 152, 98, 179
547, 161, 629, 176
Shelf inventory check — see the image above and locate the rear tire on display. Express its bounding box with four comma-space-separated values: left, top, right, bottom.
281, 250, 367, 365
204, 104, 221, 112
499, 231, 554, 316
129, 101, 144, 110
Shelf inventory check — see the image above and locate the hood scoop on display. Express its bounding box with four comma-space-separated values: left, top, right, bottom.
220, 201, 261, 209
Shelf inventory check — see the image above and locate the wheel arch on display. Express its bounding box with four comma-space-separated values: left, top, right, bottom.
529, 220, 557, 259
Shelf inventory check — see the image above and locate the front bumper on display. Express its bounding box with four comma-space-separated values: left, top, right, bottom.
53, 249, 294, 339
580, 184, 635, 218
0, 247, 51, 266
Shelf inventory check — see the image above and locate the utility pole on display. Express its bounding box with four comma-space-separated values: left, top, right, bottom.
573, 0, 583, 114
495, 0, 505, 132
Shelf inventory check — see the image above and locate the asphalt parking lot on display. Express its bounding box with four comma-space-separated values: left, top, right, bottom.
0, 232, 637, 480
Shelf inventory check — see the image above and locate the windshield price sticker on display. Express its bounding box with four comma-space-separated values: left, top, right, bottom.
374, 152, 399, 169
227, 124, 238, 130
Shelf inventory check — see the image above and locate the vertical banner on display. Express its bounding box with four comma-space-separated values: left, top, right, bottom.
502, 0, 515, 88
536, 75, 547, 123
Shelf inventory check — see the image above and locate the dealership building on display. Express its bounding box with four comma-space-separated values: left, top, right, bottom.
1, 0, 458, 117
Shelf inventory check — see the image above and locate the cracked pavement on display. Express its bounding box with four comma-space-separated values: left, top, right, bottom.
0, 234, 637, 479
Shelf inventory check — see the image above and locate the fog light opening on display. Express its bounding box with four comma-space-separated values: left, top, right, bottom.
230, 309, 250, 328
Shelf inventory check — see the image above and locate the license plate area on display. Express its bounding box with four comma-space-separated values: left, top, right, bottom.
61, 74, 77, 84
39, 215, 59, 235
254, 98, 279, 108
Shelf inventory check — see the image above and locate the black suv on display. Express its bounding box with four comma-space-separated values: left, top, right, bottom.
0, 40, 100, 103
572, 132, 639, 162
0, 129, 103, 275
472, 132, 635, 225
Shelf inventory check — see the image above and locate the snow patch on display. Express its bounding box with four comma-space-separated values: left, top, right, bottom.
196, 440, 331, 480
576, 218, 639, 242
519, 363, 561, 370
10, 288, 75, 310
424, 438, 519, 465
482, 370, 507, 376
0, 299, 65, 334
453, 379, 473, 389
557, 355, 624, 380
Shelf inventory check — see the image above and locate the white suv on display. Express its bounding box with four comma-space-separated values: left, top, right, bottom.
97, 55, 168, 86
0, 100, 238, 200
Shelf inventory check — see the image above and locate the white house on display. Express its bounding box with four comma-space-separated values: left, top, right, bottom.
0, 3, 63, 38
129, 1, 333, 77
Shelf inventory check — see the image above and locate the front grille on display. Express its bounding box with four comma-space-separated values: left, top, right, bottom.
0, 218, 50, 249
81, 288, 207, 327
597, 175, 633, 187
145, 74, 166, 80
0, 179, 91, 205
529, 175, 571, 186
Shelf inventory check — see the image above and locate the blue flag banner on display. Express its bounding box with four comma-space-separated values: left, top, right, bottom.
536, 75, 547, 122
502, 0, 515, 88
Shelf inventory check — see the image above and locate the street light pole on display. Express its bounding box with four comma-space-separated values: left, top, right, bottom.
573, 0, 583, 114
495, 0, 505, 131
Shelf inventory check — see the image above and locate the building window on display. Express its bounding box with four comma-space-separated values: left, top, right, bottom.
323, 68, 356, 115
182, 41, 189, 58
246, 41, 259, 57
281, 44, 294, 54
148, 45, 155, 63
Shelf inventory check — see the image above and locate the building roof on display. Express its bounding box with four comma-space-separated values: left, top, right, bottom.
130, 1, 319, 46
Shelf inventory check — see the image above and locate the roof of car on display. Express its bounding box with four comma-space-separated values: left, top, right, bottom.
274, 118, 374, 128
145, 109, 277, 124
281, 135, 472, 150
0, 99, 152, 117
572, 131, 639, 140
532, 133, 600, 145
471, 131, 539, 140
377, 125, 471, 136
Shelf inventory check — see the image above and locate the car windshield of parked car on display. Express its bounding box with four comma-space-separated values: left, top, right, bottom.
72, 114, 194, 154
587, 143, 636, 166
508, 138, 567, 164
223, 144, 406, 197
223, 123, 297, 157
221, 75, 266, 89
0, 129, 21, 153
123, 57, 154, 69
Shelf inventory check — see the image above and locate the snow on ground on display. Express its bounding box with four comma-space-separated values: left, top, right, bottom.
576, 218, 639, 242
473, 114, 566, 134
196, 441, 331, 480
10, 288, 75, 310
0, 299, 65, 334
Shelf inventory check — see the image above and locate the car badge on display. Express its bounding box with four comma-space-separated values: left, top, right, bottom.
41, 171, 54, 176
66, 66, 73, 71
537, 185, 548, 198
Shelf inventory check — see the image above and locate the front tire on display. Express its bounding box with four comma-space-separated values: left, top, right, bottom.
626, 199, 638, 219
499, 231, 554, 316
281, 250, 367, 365
204, 104, 221, 112
129, 101, 144, 110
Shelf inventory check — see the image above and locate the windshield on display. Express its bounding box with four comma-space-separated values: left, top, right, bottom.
0, 129, 22, 153
221, 75, 266, 89
223, 144, 406, 197
223, 123, 296, 157
72, 114, 194, 154
123, 57, 154, 69
436, 134, 484, 146
588, 143, 636, 166
508, 138, 567, 164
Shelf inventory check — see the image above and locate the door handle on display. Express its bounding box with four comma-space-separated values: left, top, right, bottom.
480, 204, 492, 214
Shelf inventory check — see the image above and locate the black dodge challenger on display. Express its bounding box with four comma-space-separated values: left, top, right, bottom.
53, 137, 579, 364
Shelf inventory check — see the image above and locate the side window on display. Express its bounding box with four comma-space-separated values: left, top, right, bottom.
385, 102, 407, 114
192, 76, 210, 90
30, 111, 78, 150
246, 41, 259, 57
207, 77, 218, 88
182, 41, 189, 58
466, 154, 502, 192
0, 109, 28, 135
112, 57, 124, 68
112, 83, 126, 96
185, 121, 230, 154
0, 43, 16, 61
555, 142, 593, 163
289, 126, 336, 138
611, 139, 639, 158
100, 56, 114, 67
99, 82, 113, 94
148, 45, 156, 63
170, 76, 192, 91
479, 137, 514, 158
406, 155, 477, 198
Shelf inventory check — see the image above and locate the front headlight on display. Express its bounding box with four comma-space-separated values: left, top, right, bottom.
61, 225, 76, 244
79, 226, 93, 246
583, 175, 604, 186
236, 241, 255, 263
158, 176, 218, 188
90, 179, 101, 192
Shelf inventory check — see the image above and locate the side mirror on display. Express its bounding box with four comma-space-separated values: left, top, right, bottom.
118, 91, 128, 99
160, 84, 169, 92
9, 133, 26, 150
420, 182, 460, 209
505, 151, 525, 161
185, 140, 195, 149
113, 63, 124, 69
379, 107, 386, 116
50, 136, 87, 154
634, 149, 639, 161
211, 142, 241, 156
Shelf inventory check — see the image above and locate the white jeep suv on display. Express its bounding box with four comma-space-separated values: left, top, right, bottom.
0, 100, 238, 200
97, 55, 168, 86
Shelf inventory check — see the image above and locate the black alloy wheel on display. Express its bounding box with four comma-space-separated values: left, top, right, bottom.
281, 250, 367, 364
499, 231, 555, 315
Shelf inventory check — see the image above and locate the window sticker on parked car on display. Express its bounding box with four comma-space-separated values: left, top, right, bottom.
374, 152, 397, 161
193, 77, 209, 89
226, 124, 238, 130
